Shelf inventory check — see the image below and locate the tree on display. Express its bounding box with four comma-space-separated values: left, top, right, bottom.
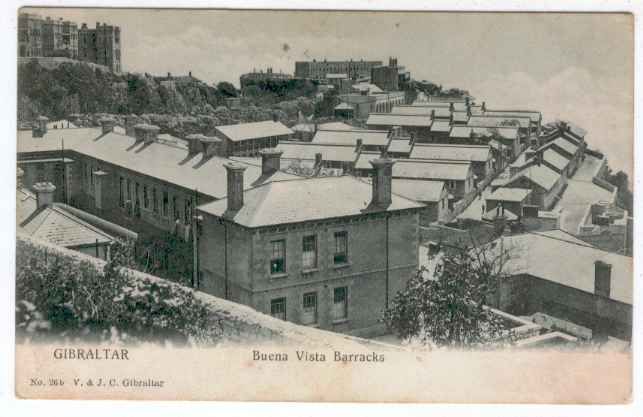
605, 169, 634, 215
383, 241, 510, 348
216, 81, 238, 98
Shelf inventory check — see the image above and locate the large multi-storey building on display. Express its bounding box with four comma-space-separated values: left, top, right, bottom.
239, 67, 293, 89
79, 22, 121, 73
18, 13, 121, 73
295, 59, 382, 81
19, 14, 78, 59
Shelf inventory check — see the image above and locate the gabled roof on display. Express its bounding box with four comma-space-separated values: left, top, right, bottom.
366, 113, 433, 128
452, 112, 469, 123
18, 129, 297, 199
276, 142, 358, 163
542, 148, 571, 171
312, 129, 390, 147
486, 187, 532, 202
410, 144, 490, 162
352, 83, 383, 94
391, 179, 446, 202
498, 231, 632, 305
467, 115, 531, 129
506, 164, 560, 191
317, 121, 359, 131
334, 102, 354, 110
390, 106, 434, 116
354, 151, 381, 170
411, 101, 450, 108
449, 126, 520, 141
197, 176, 423, 228
392, 159, 471, 181
552, 136, 579, 156
215, 120, 293, 142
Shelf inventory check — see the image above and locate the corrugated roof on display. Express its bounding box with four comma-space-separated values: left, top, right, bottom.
197, 176, 423, 228
392, 160, 471, 181
499, 231, 632, 305
410, 144, 490, 162
449, 126, 519, 141
468, 115, 531, 129
312, 129, 390, 147
391, 106, 434, 116
19, 129, 297, 199
452, 112, 469, 123
215, 120, 293, 142
487, 187, 532, 202
277, 142, 358, 163
367, 113, 432, 128
391, 179, 446, 202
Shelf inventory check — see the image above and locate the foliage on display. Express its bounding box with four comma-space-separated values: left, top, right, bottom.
15, 237, 221, 346
605, 168, 634, 215
241, 78, 318, 106
216, 81, 238, 98
313, 88, 340, 118
383, 242, 510, 348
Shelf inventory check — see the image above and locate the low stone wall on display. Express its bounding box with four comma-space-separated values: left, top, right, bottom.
16, 234, 398, 350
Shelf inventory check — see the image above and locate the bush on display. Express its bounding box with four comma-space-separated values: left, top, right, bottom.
15, 238, 221, 346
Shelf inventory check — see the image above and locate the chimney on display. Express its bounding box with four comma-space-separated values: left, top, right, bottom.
189, 71, 192, 78
185, 133, 206, 155
32, 182, 56, 208
594, 261, 612, 298
314, 152, 323, 168
449, 103, 454, 112
100, 117, 116, 134
125, 115, 138, 137
32, 116, 49, 138
225, 163, 246, 211
133, 124, 160, 144
260, 149, 283, 175
481, 101, 487, 112
431, 109, 435, 119
356, 138, 363, 150
272, 112, 279, 122
200, 136, 222, 158
369, 157, 395, 207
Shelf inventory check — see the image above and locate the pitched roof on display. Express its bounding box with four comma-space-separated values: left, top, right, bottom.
354, 151, 381, 170
334, 102, 354, 110
507, 164, 560, 191
215, 120, 293, 142
485, 110, 541, 123
17, 191, 114, 248
498, 231, 632, 305
410, 144, 490, 162
430, 120, 451, 132
312, 129, 390, 147
317, 121, 359, 131
352, 83, 383, 94
486, 187, 532, 202
197, 176, 423, 228
449, 126, 520, 141
552, 137, 579, 156
391, 179, 446, 202
18, 129, 297, 199
411, 101, 450, 108
542, 148, 571, 171
366, 113, 433, 128
390, 106, 434, 116
392, 159, 471, 181
387, 139, 414, 154
467, 115, 531, 129
452, 112, 469, 123
276, 142, 358, 163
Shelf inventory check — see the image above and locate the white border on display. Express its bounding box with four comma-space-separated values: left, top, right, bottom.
1, 1, 640, 416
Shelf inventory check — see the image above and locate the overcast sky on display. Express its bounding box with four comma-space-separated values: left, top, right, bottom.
24, 8, 633, 176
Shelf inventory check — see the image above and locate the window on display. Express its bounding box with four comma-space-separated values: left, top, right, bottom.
135, 183, 140, 206
184, 199, 192, 225
334, 231, 348, 264
302, 292, 317, 325
332, 287, 348, 320
162, 191, 169, 217
173, 196, 180, 221
126, 179, 131, 202
595, 261, 612, 298
143, 186, 148, 209
119, 177, 124, 207
449, 180, 456, 189
153, 188, 158, 213
270, 297, 286, 320
270, 239, 286, 274
302, 235, 317, 269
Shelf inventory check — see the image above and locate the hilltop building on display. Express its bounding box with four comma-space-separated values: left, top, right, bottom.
240, 67, 292, 88
295, 58, 382, 80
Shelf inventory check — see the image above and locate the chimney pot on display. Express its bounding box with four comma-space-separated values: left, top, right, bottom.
99, 117, 116, 134
224, 163, 247, 211
314, 152, 323, 167
369, 157, 395, 207
356, 138, 363, 149
134, 124, 160, 144
32, 115, 49, 138
259, 148, 283, 175
32, 182, 56, 208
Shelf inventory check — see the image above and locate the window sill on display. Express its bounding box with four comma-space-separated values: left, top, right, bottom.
269, 272, 289, 280
332, 318, 349, 325
301, 268, 319, 275
332, 262, 351, 270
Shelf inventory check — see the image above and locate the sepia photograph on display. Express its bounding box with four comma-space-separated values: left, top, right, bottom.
10, 4, 636, 405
